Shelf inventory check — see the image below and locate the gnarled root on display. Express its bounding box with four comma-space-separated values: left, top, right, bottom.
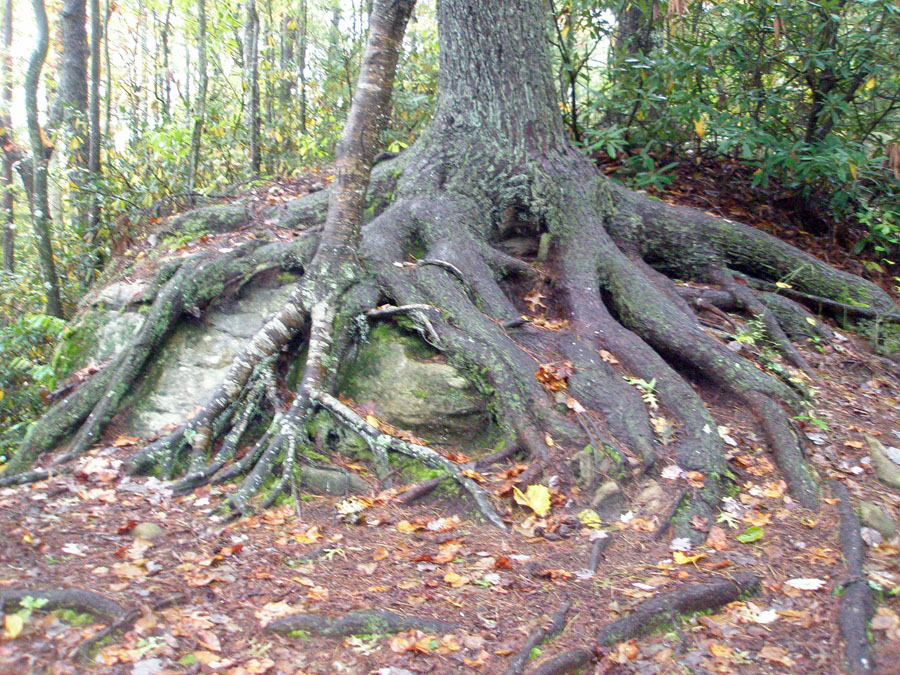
832, 481, 875, 675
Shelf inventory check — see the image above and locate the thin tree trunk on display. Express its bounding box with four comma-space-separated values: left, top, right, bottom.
187, 0, 207, 194
25, 0, 63, 317
244, 0, 260, 174
58, 0, 89, 237
87, 0, 101, 242
1, 0, 13, 271
161, 0, 172, 116
297, 0, 307, 133
102, 0, 110, 142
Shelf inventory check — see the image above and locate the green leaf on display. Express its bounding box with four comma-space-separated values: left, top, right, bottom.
736, 526, 764, 543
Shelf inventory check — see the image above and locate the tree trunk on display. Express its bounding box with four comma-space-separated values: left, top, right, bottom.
243, 0, 260, 174
1, 0, 13, 272
57, 0, 90, 237
8, 0, 900, 554
187, 0, 207, 194
25, 0, 63, 318
87, 0, 101, 240
297, 0, 307, 133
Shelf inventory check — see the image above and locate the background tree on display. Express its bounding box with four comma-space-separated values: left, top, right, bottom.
1, 0, 13, 272
24, 0, 62, 318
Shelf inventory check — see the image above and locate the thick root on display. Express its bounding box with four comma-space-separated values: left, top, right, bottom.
832, 481, 875, 675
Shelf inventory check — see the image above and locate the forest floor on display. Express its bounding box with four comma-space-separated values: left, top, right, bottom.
1, 166, 900, 675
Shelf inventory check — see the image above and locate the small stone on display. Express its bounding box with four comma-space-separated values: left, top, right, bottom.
727, 341, 742, 352
866, 435, 900, 490
859, 501, 897, 539
130, 522, 163, 540
591, 481, 625, 519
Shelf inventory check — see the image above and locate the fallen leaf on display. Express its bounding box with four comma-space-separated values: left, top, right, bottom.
758, 645, 795, 666
709, 642, 733, 659
254, 601, 296, 628
736, 526, 764, 543
307, 586, 329, 602
3, 614, 24, 639
783, 578, 826, 591
513, 484, 552, 517
673, 551, 706, 565
577, 509, 603, 528
443, 571, 470, 588
373, 547, 389, 561
706, 525, 729, 551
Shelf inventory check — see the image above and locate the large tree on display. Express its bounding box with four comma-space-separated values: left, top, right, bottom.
4, 0, 899, 540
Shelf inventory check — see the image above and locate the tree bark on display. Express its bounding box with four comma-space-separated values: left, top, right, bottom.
187, 0, 207, 194
87, 0, 101, 238
57, 0, 90, 236
1, 0, 13, 272
243, 0, 260, 174
25, 0, 63, 318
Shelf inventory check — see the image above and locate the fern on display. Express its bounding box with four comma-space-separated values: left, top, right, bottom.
623, 376, 659, 410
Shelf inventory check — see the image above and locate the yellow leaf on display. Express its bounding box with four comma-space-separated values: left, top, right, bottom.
775, 281, 792, 289
577, 509, 603, 528
709, 642, 733, 659
4, 613, 24, 639
864, 76, 876, 91
693, 118, 706, 139
365, 413, 381, 430
513, 484, 552, 517
849, 163, 858, 180
443, 571, 470, 588
673, 551, 707, 565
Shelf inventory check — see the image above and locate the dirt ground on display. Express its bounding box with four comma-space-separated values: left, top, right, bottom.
2, 176, 900, 674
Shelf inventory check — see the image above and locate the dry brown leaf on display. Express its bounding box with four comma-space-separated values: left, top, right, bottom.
758, 645, 795, 666
706, 525, 729, 551
307, 585, 329, 602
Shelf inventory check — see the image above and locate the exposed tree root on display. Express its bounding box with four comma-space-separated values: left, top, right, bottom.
6, 0, 900, 557
526, 647, 596, 675
525, 573, 761, 675
0, 587, 124, 620
587, 535, 613, 574
596, 572, 760, 645
832, 481, 875, 675
73, 593, 184, 663
505, 601, 572, 675
264, 609, 456, 637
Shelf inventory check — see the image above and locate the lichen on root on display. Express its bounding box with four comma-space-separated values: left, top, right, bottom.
4, 0, 900, 544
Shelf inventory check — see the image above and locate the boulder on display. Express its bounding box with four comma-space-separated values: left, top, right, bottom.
338, 324, 492, 444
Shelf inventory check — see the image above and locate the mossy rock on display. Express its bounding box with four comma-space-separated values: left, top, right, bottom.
338, 324, 494, 445
164, 205, 251, 237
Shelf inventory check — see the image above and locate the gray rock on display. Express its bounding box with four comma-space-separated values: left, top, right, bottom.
867, 435, 900, 491
636, 480, 665, 512
338, 324, 491, 444
128, 281, 295, 434
90, 280, 150, 310
299, 465, 368, 495
859, 500, 897, 539
131, 658, 166, 675
591, 481, 625, 520
130, 522, 163, 539
164, 204, 250, 236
